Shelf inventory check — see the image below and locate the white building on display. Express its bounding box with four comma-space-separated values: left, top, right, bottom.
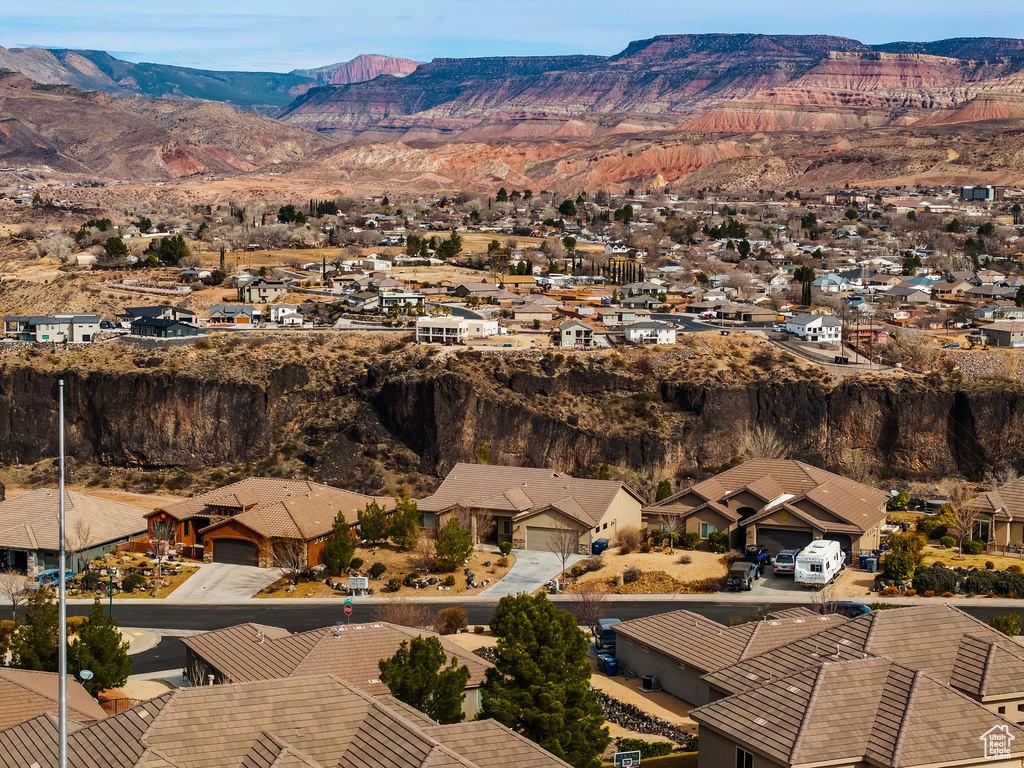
415, 316, 498, 344
269, 305, 304, 326
784, 313, 842, 342
624, 320, 677, 345
361, 257, 391, 272
3, 314, 101, 343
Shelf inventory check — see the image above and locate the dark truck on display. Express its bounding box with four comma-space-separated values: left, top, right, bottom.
743, 544, 770, 576
725, 561, 759, 591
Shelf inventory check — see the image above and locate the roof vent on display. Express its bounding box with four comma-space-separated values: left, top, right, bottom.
746, 673, 759, 680
138, 710, 149, 719
753, 717, 767, 726
787, 685, 800, 693
768, 621, 781, 626
368, 678, 380, 684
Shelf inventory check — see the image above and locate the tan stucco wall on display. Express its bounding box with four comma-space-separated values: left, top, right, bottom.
697, 730, 788, 768
683, 509, 733, 538
511, 509, 587, 552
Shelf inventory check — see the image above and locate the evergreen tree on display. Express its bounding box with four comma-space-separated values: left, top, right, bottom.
434, 518, 474, 572
594, 464, 610, 480
322, 511, 358, 575
69, 599, 132, 696
104, 236, 129, 259
481, 594, 609, 768
390, 488, 420, 549
475, 440, 490, 465
358, 500, 390, 544
10, 588, 58, 671
655, 479, 673, 502
378, 635, 470, 724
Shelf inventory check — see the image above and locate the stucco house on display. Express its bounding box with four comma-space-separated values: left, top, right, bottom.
783, 313, 842, 342
623, 320, 677, 345
559, 319, 595, 348
238, 278, 288, 304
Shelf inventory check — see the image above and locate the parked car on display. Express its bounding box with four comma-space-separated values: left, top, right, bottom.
32, 569, 76, 587
743, 544, 770, 575
592, 618, 621, 650
773, 548, 799, 576
831, 601, 872, 618
725, 561, 758, 591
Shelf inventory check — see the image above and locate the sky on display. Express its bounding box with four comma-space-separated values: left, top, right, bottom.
5, 0, 1024, 72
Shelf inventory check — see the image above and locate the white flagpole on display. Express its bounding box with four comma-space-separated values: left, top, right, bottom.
58, 379, 67, 768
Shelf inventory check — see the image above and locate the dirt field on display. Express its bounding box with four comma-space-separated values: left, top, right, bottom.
565, 547, 730, 594
256, 543, 514, 598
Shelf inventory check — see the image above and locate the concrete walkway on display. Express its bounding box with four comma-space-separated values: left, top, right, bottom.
481, 550, 586, 598
167, 563, 283, 602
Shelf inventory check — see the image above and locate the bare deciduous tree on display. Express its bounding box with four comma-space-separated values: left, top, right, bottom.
570, 581, 609, 629
272, 538, 309, 582
452, 503, 495, 544
0, 570, 29, 621
548, 522, 581, 582
738, 425, 789, 461
411, 537, 436, 572
374, 597, 433, 630
944, 479, 979, 556
65, 518, 94, 573
150, 520, 176, 577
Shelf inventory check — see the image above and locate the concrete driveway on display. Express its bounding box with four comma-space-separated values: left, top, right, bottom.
168, 563, 282, 602
482, 549, 585, 598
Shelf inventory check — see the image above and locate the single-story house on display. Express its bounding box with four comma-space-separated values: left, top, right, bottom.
783, 313, 842, 342
0, 675, 574, 768
145, 478, 394, 568
623, 320, 676, 345
619, 281, 664, 296
970, 475, 1024, 547
559, 319, 594, 348
238, 278, 288, 304
984, 320, 1024, 348
208, 304, 254, 325
512, 303, 553, 322
0, 489, 149, 574
0, 669, 106, 728
613, 607, 846, 706
129, 317, 202, 338
117, 305, 197, 324
643, 459, 888, 555
4, 314, 101, 343
620, 294, 662, 311
182, 621, 493, 719
417, 462, 643, 553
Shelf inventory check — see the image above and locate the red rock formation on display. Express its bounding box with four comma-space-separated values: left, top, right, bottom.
293, 55, 422, 85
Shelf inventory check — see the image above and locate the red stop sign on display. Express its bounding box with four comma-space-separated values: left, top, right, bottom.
343, 604, 353, 616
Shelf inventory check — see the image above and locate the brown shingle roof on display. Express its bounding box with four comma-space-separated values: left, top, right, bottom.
0, 489, 149, 552
0, 676, 573, 768
182, 622, 492, 693
418, 463, 639, 528
0, 670, 106, 728
613, 608, 846, 674
694, 657, 1024, 767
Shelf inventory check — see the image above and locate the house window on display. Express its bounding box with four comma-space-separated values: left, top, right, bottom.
999, 706, 1006, 714
603, 523, 608, 531
503, 520, 512, 536
700, 523, 716, 539
736, 748, 753, 768
183, 521, 190, 537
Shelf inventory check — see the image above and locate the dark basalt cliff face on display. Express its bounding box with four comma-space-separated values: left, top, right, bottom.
0, 356, 1021, 482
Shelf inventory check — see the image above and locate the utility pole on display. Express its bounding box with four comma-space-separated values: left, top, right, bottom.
57, 380, 67, 768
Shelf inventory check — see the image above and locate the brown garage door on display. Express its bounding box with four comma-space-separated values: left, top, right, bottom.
212, 538, 259, 566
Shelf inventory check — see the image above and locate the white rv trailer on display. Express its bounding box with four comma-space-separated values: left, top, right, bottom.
793, 539, 844, 587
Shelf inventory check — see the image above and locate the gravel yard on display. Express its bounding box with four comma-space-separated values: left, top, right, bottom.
566, 547, 730, 594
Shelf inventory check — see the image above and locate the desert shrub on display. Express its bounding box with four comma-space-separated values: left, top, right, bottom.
884, 551, 918, 580
650, 529, 664, 546
194, 337, 212, 350
121, 573, 146, 593
570, 564, 584, 579
615, 739, 673, 759
679, 554, 692, 565
1009, 565, 1023, 574
622, 566, 642, 584
942, 591, 954, 597
869, 602, 899, 610
498, 541, 513, 556
434, 606, 468, 635
350, 557, 364, 571
639, 537, 652, 554
881, 586, 900, 596
579, 555, 604, 573
474, 625, 484, 634
681, 532, 700, 551
987, 614, 1022, 637
387, 577, 403, 592
905, 588, 917, 596
915, 517, 947, 539
369, 562, 387, 579
888, 533, 926, 554
963, 540, 985, 555
403, 572, 421, 587
913, 565, 960, 594
939, 536, 956, 549
617, 526, 642, 554
444, 575, 456, 587
496, 556, 509, 568
80, 571, 101, 591
707, 531, 728, 554
986, 561, 996, 570
923, 590, 935, 597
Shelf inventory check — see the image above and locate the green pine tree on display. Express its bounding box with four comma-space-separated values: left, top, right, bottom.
358, 500, 390, 544
69, 599, 132, 696
481, 594, 609, 768
594, 464, 610, 480
378, 635, 470, 724
434, 518, 474, 572
475, 440, 490, 465
655, 479, 673, 502
322, 511, 358, 575
10, 588, 59, 671
390, 488, 420, 549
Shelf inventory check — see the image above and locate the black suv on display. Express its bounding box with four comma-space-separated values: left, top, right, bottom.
743, 544, 770, 576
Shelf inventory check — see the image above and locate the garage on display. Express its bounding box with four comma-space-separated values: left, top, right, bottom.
212, 538, 259, 566
756, 528, 813, 556
527, 526, 575, 552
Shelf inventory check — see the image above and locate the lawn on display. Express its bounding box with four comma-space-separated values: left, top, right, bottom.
920, 547, 1024, 572
604, 754, 697, 768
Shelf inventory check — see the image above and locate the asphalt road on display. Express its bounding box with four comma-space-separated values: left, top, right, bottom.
124, 600, 1020, 675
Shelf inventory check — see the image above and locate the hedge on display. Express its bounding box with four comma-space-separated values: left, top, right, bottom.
615, 739, 674, 759
912, 566, 959, 595
963, 540, 985, 555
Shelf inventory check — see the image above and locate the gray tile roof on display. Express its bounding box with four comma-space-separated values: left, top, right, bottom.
0, 489, 149, 551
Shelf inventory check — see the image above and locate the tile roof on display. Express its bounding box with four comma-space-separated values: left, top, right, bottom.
972, 475, 1024, 521
0, 676, 572, 768
702, 604, 1022, 701
694, 657, 1024, 768
0, 670, 106, 728
157, 478, 393, 541
0, 489, 149, 551
613, 608, 846, 673
417, 463, 639, 528
182, 622, 492, 693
